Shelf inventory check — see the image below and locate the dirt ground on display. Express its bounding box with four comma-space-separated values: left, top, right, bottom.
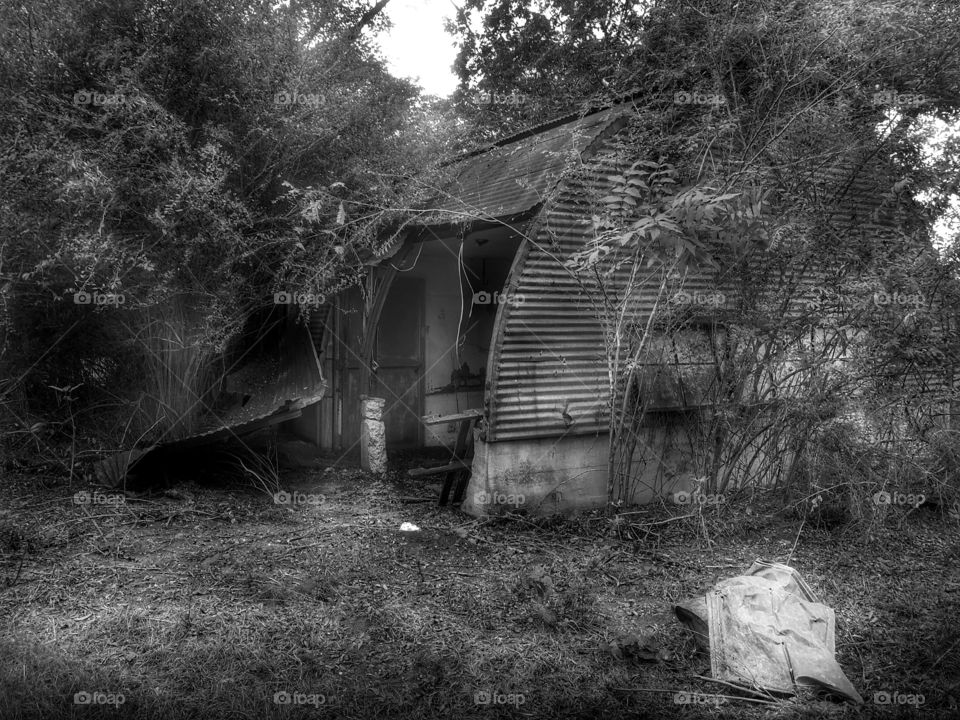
1, 458, 959, 719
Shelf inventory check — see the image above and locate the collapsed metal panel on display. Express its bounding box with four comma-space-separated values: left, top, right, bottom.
94, 316, 326, 484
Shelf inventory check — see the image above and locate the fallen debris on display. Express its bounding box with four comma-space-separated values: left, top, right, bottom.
674, 560, 863, 704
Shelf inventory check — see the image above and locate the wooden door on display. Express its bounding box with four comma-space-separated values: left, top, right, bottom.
372, 277, 424, 448
335, 286, 364, 453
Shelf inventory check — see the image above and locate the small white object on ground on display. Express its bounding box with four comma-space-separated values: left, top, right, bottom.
399, 522, 420, 532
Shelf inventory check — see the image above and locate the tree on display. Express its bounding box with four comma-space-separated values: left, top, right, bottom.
0, 0, 435, 459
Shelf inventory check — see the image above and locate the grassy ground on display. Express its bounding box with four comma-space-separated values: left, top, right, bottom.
1, 457, 959, 719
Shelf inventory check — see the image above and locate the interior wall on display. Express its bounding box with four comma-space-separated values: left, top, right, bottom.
387, 227, 523, 449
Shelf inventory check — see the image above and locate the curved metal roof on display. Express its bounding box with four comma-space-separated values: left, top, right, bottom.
415, 106, 632, 226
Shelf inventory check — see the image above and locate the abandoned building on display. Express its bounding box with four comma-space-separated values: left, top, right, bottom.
279, 101, 944, 516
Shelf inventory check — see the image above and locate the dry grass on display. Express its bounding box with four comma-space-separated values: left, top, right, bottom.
0, 465, 958, 719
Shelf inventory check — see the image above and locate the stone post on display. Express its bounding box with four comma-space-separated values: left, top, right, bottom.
360, 395, 387, 475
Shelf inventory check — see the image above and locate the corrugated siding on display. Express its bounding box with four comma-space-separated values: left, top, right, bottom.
486, 145, 726, 441
485, 128, 947, 441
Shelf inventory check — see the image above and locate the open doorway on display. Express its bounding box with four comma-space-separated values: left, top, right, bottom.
372, 223, 524, 450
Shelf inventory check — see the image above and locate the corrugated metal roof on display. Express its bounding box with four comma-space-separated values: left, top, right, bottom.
418, 107, 630, 226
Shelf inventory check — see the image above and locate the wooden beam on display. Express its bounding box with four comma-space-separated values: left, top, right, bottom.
407, 459, 471, 478
420, 409, 484, 425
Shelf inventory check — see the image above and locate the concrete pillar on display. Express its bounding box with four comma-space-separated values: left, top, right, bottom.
360, 395, 387, 475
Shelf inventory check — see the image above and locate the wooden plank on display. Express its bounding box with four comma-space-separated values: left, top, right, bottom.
420, 409, 484, 425
451, 469, 471, 504
407, 460, 471, 478
451, 415, 472, 459
442, 415, 480, 505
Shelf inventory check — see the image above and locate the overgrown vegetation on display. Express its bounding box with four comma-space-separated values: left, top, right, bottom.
522, 0, 960, 529
0, 0, 464, 469
2, 1, 960, 714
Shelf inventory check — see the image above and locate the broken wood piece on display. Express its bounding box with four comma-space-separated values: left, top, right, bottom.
420, 409, 483, 426
407, 460, 471, 478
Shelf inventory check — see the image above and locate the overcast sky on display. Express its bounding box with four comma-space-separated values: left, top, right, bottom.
375, 0, 462, 97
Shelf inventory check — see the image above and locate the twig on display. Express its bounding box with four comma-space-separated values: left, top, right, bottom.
931, 637, 960, 669
612, 686, 776, 705
786, 515, 805, 566
693, 675, 780, 702
275, 540, 330, 556
621, 513, 696, 525
151, 509, 221, 522
2, 555, 24, 589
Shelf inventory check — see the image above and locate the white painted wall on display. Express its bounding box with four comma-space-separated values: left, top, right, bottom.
399, 232, 520, 448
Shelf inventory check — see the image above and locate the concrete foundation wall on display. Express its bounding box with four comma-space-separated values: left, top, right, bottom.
461, 431, 609, 516
461, 423, 781, 517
